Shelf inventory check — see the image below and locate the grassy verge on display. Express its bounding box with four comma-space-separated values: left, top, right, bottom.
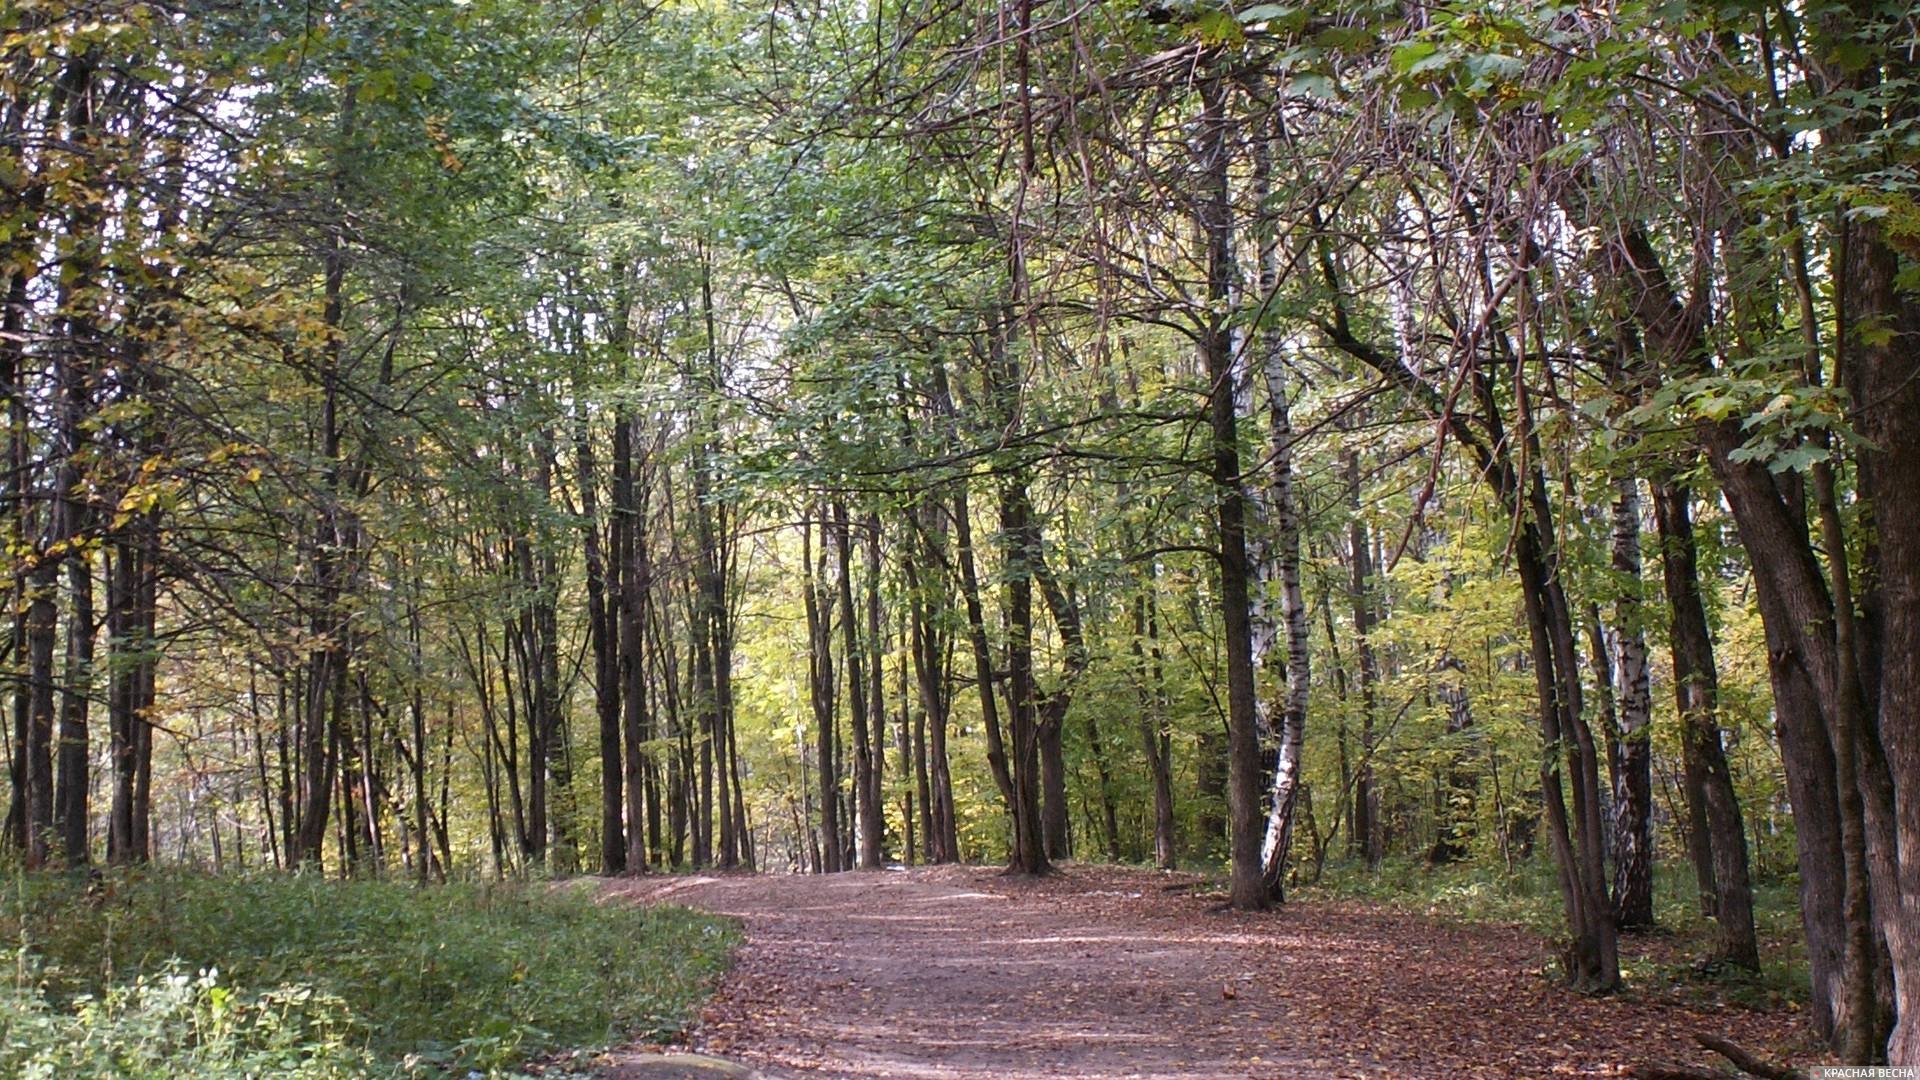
0, 868, 737, 1076
1295, 856, 1808, 1009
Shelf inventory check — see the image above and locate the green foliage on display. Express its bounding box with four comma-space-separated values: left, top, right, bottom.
0, 956, 376, 1079
0, 870, 738, 1076
1303, 855, 1571, 935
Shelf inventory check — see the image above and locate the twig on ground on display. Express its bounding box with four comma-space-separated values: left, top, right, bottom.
1630, 1034, 1808, 1080
1695, 1035, 1806, 1080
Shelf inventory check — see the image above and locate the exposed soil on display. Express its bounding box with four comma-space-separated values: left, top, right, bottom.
601, 865, 1811, 1079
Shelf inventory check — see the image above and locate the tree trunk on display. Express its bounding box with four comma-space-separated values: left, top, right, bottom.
1198, 73, 1264, 911
657, 603, 687, 868
1035, 545, 1089, 863
691, 601, 715, 868
578, 399, 623, 874
804, 510, 842, 872
907, 636, 927, 866
1313, 197, 1616, 988
1610, 221, 1878, 1046
835, 501, 882, 869
1516, 513, 1620, 990
291, 85, 361, 871
1427, 656, 1477, 864
617, 408, 653, 873
1085, 709, 1121, 863
536, 439, 576, 872
863, 512, 888, 866
998, 476, 1048, 875
1249, 102, 1312, 900
1344, 451, 1382, 869
22, 556, 58, 868
1038, 712, 1070, 860
1833, 211, 1920, 1066
1256, 427, 1310, 893
1132, 587, 1177, 869
52, 466, 94, 866
905, 504, 957, 863
1652, 480, 1758, 969
1607, 477, 1656, 930
953, 479, 1017, 828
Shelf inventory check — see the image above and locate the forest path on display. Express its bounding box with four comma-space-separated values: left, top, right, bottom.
601, 865, 1798, 1079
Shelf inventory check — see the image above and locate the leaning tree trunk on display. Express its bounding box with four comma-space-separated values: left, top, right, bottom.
951, 453, 1016, 831
1313, 207, 1616, 989
1516, 510, 1620, 991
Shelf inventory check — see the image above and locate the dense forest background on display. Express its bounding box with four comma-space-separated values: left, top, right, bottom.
4, 0, 1917, 1066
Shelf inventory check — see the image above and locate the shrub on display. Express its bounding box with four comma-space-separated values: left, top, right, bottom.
1, 870, 737, 1076
0, 951, 378, 1079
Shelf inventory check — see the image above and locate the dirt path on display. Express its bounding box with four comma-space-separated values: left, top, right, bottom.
603, 866, 1806, 1079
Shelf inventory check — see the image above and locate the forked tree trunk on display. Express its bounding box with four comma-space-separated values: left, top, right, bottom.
1610, 221, 1882, 1049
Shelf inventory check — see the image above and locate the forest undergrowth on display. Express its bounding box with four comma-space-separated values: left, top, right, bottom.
1297, 857, 1810, 1015
0, 868, 736, 1077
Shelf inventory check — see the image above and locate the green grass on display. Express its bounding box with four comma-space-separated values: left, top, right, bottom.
1296, 855, 1808, 1009
0, 868, 738, 1077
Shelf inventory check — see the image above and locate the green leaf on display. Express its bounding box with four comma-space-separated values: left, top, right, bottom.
1313, 26, 1375, 50
1390, 41, 1439, 73
1766, 443, 1831, 475
1189, 10, 1245, 44
1236, 3, 1296, 24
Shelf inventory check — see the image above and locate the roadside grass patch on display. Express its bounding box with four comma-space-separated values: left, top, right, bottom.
1, 869, 737, 1076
